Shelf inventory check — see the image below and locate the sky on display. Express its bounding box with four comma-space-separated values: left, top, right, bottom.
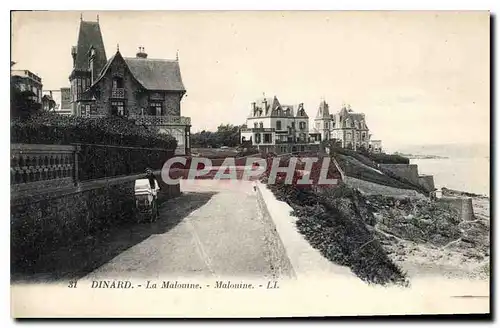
11, 11, 490, 151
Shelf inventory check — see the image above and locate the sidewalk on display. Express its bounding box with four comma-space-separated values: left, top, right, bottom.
83, 180, 278, 280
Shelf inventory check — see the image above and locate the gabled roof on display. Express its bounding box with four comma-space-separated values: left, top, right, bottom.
73, 20, 107, 73
42, 94, 54, 102
90, 51, 186, 92
295, 103, 308, 118
123, 57, 185, 92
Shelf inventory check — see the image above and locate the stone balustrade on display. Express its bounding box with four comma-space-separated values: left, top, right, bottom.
129, 114, 191, 126
11, 144, 77, 193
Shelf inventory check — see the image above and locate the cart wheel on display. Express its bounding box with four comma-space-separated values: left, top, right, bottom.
152, 199, 159, 222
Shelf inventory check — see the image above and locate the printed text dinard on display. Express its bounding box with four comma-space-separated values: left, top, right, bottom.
87, 280, 279, 289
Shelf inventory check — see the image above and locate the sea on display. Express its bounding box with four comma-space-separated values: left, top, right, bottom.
410, 157, 490, 197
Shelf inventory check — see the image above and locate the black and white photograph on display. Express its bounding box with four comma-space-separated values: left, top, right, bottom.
9, 9, 491, 318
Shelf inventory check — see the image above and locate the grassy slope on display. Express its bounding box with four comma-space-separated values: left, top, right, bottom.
333, 152, 427, 193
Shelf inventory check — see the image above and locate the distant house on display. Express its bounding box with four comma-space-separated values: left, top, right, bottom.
240, 96, 318, 154
68, 17, 191, 155
11, 66, 43, 104
312, 101, 375, 152
42, 89, 73, 116
41, 92, 56, 111
370, 140, 383, 153
59, 87, 71, 114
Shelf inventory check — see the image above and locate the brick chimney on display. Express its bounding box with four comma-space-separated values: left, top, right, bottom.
136, 46, 148, 59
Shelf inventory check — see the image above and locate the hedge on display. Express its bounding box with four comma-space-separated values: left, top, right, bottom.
11, 111, 177, 150
331, 147, 409, 165
365, 152, 409, 165
77, 144, 174, 181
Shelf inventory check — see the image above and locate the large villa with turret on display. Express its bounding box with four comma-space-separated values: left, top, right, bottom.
68, 16, 191, 155
241, 96, 383, 154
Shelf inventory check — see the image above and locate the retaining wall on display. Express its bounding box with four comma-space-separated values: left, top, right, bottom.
344, 176, 425, 199
254, 184, 296, 279
255, 182, 363, 281
437, 196, 475, 221
11, 171, 181, 272
379, 164, 420, 185
418, 175, 436, 193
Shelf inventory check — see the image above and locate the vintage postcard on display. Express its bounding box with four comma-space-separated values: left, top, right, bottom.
10, 10, 490, 318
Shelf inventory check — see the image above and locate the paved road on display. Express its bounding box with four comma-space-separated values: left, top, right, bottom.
83, 180, 276, 280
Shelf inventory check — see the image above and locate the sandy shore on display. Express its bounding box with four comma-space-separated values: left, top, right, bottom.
386, 195, 490, 281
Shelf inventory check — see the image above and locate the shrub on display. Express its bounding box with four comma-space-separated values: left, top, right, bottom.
77, 144, 174, 181
365, 152, 409, 164
331, 147, 409, 165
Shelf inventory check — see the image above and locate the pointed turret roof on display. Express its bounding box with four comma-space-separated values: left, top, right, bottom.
316, 100, 330, 119
73, 20, 107, 73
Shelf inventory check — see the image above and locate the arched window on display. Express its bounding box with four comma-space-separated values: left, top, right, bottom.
112, 77, 124, 89
259, 122, 263, 128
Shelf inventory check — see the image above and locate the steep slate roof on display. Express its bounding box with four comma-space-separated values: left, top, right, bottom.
90, 52, 186, 93
73, 21, 107, 72
280, 104, 295, 117
295, 103, 309, 118
316, 100, 330, 119
349, 113, 365, 122
337, 106, 369, 130
123, 57, 185, 92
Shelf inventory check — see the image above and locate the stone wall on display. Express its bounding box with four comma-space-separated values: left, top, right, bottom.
11, 142, 181, 273
11, 172, 182, 272
164, 92, 182, 116
379, 164, 420, 185
255, 184, 296, 279
11, 176, 133, 270
418, 175, 435, 193
344, 176, 425, 199
437, 196, 474, 221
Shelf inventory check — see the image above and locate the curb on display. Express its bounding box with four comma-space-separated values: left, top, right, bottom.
255, 182, 361, 281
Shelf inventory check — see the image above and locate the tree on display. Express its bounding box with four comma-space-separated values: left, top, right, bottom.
191, 124, 243, 148
216, 124, 241, 147
11, 84, 41, 120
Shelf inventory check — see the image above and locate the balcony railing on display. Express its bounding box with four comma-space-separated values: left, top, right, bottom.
240, 127, 275, 133
111, 88, 125, 98
129, 114, 191, 126
275, 138, 309, 144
